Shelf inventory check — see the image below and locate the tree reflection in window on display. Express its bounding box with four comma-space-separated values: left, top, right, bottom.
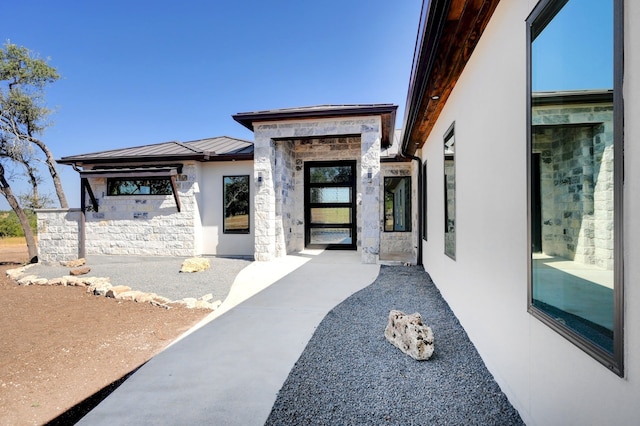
224, 175, 250, 234
107, 178, 172, 195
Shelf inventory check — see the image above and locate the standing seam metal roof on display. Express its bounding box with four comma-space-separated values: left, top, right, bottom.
57, 136, 254, 164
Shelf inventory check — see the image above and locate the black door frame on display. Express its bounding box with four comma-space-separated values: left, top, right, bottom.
304, 160, 357, 250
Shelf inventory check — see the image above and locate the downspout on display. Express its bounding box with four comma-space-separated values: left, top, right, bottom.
400, 151, 423, 267
72, 163, 86, 259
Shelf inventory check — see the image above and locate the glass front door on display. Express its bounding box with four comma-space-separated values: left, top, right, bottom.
304, 161, 356, 250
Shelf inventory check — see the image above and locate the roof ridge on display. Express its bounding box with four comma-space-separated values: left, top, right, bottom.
172, 141, 203, 153
184, 136, 254, 145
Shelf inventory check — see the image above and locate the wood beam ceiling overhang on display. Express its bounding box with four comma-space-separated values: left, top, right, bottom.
401, 0, 501, 157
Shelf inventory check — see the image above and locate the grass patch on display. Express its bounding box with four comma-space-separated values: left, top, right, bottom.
0, 236, 29, 246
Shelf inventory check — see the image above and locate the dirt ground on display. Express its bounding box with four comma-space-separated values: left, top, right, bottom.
0, 244, 209, 426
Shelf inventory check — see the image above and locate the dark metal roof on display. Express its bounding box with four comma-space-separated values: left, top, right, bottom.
58, 136, 254, 165
233, 104, 398, 148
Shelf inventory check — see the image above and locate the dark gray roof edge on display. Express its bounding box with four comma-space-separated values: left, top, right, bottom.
400, 0, 450, 156
57, 136, 254, 165
232, 104, 398, 131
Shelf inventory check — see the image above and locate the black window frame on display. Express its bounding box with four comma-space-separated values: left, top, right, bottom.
106, 177, 173, 196
526, 0, 624, 376
223, 175, 250, 235
422, 160, 428, 241
383, 176, 412, 233
443, 122, 456, 260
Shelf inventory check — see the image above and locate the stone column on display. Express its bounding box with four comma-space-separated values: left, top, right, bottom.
360, 121, 382, 264
253, 132, 277, 261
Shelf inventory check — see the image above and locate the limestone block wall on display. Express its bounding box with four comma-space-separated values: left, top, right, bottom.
254, 117, 382, 263
83, 163, 198, 257
379, 163, 417, 262
274, 140, 296, 257
533, 103, 614, 269
36, 209, 82, 263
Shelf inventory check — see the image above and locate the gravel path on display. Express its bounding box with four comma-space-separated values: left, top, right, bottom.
27, 255, 252, 302
266, 265, 524, 426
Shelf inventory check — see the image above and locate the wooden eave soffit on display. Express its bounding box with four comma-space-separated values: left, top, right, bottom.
403, 0, 501, 157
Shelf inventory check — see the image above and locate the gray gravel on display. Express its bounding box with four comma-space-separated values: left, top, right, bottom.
27, 255, 252, 302
265, 265, 524, 426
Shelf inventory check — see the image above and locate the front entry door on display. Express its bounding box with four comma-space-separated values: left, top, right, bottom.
304, 161, 357, 250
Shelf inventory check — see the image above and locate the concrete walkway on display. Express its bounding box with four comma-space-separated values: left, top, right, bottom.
78, 250, 380, 425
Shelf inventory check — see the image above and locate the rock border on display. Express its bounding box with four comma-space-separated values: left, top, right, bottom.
5, 264, 221, 311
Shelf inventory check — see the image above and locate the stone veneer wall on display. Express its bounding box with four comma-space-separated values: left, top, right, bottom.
36, 209, 82, 262
83, 163, 198, 257
38, 163, 199, 261
253, 117, 382, 263
379, 163, 417, 262
533, 103, 614, 269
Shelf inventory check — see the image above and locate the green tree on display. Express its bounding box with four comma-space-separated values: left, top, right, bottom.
0, 41, 68, 262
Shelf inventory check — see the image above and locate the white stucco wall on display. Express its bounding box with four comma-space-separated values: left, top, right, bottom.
196, 161, 254, 256
419, 1, 640, 425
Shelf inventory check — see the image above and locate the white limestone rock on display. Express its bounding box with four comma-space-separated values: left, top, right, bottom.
180, 257, 210, 273
17, 275, 39, 286
61, 258, 86, 268
105, 285, 132, 298
384, 310, 434, 361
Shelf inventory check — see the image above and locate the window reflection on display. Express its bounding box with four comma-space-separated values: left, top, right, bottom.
384, 177, 411, 232
529, 0, 616, 356
444, 126, 455, 258
224, 175, 250, 234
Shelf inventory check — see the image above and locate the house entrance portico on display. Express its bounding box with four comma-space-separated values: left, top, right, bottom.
233, 104, 398, 264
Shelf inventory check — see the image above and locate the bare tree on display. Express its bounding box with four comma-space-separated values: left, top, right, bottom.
0, 41, 68, 208
0, 41, 68, 262
0, 162, 37, 262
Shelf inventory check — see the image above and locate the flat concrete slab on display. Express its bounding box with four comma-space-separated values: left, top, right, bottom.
78, 250, 379, 425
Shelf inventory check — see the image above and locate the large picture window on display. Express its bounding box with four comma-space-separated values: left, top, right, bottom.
107, 178, 172, 195
527, 0, 623, 375
444, 124, 455, 259
223, 175, 250, 234
384, 176, 411, 232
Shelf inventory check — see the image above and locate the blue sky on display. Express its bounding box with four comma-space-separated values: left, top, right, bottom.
532, 0, 613, 92
2, 0, 422, 209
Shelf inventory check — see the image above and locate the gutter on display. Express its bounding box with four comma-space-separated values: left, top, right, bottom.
400, 151, 423, 267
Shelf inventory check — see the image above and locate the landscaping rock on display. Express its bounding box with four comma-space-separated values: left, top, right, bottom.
105, 285, 132, 298
61, 258, 86, 268
70, 266, 91, 276
88, 281, 113, 296
6, 266, 31, 280
17, 275, 39, 286
116, 290, 145, 301
134, 292, 158, 304
180, 257, 210, 273
6, 262, 221, 311
47, 277, 68, 286
384, 310, 434, 361
64, 276, 86, 286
